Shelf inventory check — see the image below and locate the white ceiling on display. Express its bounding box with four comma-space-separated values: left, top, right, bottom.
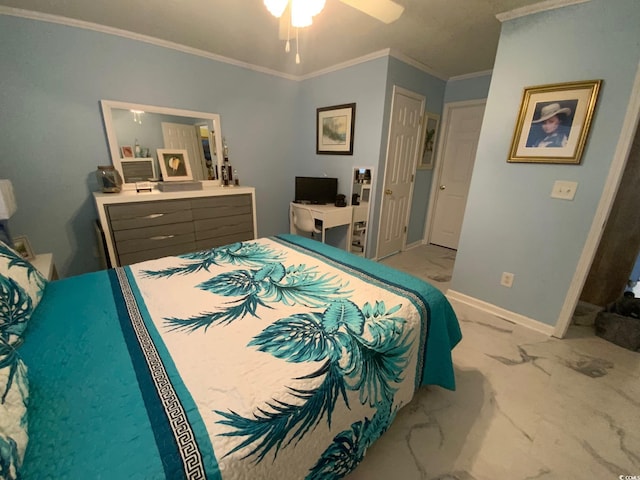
1, 0, 549, 79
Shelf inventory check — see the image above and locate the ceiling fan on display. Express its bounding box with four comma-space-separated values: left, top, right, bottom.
264, 0, 405, 63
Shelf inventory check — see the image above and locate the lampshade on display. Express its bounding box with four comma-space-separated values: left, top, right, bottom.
0, 179, 17, 220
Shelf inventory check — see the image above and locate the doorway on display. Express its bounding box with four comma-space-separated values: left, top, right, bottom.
426, 99, 486, 250
376, 86, 425, 259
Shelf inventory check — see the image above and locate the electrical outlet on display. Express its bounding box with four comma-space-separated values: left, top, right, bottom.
501, 272, 514, 288
551, 180, 578, 200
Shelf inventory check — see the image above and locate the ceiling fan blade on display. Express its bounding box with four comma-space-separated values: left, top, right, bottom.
340, 0, 404, 24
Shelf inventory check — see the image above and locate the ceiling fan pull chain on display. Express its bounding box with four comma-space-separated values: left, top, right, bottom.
285, 14, 291, 53
295, 27, 300, 64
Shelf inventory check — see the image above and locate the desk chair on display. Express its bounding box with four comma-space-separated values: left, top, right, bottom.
291, 204, 321, 238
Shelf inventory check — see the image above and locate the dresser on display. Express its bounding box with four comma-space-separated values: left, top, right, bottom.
94, 186, 257, 267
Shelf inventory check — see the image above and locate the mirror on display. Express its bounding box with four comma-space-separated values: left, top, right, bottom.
100, 100, 225, 187
350, 167, 374, 257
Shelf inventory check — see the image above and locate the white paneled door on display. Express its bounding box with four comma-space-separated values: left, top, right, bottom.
161, 122, 207, 180
377, 87, 424, 259
429, 100, 485, 249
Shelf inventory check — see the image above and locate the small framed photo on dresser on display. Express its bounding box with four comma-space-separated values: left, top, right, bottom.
12, 235, 35, 260
120, 145, 134, 158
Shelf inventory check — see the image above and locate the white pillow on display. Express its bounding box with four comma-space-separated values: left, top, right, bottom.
0, 352, 28, 480
0, 240, 47, 347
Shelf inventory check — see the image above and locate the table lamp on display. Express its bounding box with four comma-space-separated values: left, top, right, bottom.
0, 179, 17, 246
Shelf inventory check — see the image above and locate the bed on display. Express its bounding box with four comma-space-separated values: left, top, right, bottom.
0, 233, 461, 480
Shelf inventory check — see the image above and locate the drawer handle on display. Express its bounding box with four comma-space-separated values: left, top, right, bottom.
149, 234, 175, 241
144, 213, 165, 219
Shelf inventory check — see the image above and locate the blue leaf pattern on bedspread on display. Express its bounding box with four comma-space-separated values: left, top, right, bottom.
215, 300, 410, 466
140, 241, 286, 278
164, 262, 349, 331
139, 239, 421, 478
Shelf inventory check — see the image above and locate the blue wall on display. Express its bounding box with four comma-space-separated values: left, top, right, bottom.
293, 57, 390, 253
0, 11, 447, 276
444, 73, 492, 104
0, 15, 299, 277
451, 0, 640, 327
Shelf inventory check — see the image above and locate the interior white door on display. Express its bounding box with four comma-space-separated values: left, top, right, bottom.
429, 101, 486, 249
161, 122, 206, 180
377, 87, 424, 259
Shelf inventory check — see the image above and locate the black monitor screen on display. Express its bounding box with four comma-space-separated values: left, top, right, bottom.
295, 176, 338, 204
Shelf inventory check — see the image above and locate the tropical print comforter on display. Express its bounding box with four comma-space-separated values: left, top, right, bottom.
19, 234, 461, 480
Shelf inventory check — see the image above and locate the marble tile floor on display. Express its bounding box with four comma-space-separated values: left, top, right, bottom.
346, 244, 640, 480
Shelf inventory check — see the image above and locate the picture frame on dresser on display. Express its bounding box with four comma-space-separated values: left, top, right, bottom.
12, 235, 35, 260
157, 149, 193, 181
120, 158, 157, 183
120, 145, 134, 158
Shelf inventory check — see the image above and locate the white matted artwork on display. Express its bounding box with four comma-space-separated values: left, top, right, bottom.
418, 112, 439, 170
157, 149, 193, 181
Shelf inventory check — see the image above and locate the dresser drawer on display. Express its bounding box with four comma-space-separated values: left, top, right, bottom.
191, 194, 252, 220
95, 188, 257, 268
194, 213, 253, 240
195, 231, 255, 251
119, 242, 198, 266
114, 223, 195, 255
107, 200, 192, 230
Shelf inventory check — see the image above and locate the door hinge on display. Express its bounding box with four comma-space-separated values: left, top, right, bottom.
411, 174, 414, 182
403, 226, 407, 233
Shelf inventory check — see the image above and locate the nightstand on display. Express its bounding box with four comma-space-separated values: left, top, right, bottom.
31, 253, 59, 280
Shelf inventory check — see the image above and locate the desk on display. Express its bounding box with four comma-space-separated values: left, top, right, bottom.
289, 203, 353, 251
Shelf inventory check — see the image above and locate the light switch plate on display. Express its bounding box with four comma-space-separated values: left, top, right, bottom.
551, 180, 578, 200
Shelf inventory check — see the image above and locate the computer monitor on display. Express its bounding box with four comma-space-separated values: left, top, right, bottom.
295, 176, 338, 204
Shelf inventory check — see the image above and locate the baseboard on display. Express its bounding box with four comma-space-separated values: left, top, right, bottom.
404, 240, 423, 250
446, 290, 556, 336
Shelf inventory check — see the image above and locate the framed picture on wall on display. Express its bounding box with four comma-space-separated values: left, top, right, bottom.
316, 103, 356, 155
157, 149, 193, 181
508, 80, 602, 164
418, 112, 440, 170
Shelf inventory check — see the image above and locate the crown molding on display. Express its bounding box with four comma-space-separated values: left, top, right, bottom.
298, 49, 391, 80
388, 49, 448, 81
2, 6, 458, 83
448, 69, 493, 82
0, 6, 300, 81
496, 0, 591, 22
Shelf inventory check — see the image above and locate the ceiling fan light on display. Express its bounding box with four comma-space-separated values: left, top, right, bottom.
291, 6, 312, 27
307, 0, 326, 17
264, 0, 288, 18
291, 0, 324, 27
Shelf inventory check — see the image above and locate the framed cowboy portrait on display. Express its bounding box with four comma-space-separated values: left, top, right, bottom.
508, 80, 601, 164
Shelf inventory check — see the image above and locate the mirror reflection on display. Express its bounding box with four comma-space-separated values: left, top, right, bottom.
350, 167, 373, 257
101, 100, 224, 186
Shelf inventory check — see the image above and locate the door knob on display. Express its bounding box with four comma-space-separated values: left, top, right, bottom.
385, 189, 393, 195
439, 185, 446, 190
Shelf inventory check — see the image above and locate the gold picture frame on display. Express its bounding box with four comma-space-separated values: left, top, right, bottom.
508, 80, 601, 164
